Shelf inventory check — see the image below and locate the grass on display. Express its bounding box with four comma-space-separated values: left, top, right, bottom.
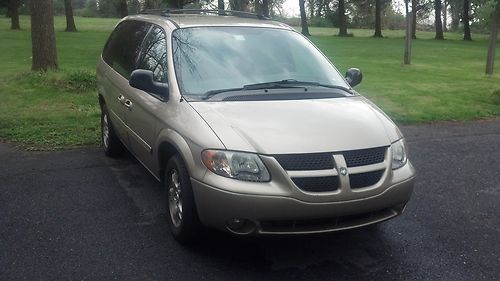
307, 28, 500, 122
0, 16, 118, 149
0, 16, 499, 149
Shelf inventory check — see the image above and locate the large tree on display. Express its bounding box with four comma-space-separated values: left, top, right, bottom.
463, 0, 472, 40
218, 0, 224, 10
8, 0, 20, 30
30, 0, 58, 71
374, 0, 383, 37
434, 0, 444, 39
337, 0, 348, 36
299, 0, 311, 35
64, 0, 77, 32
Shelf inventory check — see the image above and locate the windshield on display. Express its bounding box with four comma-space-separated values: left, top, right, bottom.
172, 27, 350, 99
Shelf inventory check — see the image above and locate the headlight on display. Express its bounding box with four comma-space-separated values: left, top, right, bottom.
391, 139, 407, 170
201, 150, 270, 182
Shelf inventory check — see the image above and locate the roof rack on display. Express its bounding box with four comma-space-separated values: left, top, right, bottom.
140, 9, 270, 20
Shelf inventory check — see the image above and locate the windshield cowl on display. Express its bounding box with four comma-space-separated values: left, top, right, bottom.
188, 87, 356, 102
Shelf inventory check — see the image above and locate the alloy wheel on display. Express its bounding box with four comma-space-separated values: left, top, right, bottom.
168, 169, 183, 228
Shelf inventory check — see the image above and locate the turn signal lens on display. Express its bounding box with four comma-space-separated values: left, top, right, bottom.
391, 138, 408, 170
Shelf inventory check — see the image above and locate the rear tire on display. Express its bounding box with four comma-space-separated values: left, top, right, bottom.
101, 105, 124, 157
165, 154, 201, 244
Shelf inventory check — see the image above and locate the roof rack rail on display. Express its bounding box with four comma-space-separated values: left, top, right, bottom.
139, 9, 270, 20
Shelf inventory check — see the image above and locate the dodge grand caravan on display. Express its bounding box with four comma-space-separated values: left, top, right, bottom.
96, 9, 416, 243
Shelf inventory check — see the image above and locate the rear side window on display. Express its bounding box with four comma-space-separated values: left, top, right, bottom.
137, 26, 168, 83
102, 20, 151, 79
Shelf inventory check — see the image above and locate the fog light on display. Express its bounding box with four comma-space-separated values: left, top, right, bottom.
227, 218, 246, 230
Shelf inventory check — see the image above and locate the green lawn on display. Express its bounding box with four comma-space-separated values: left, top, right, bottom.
0, 16, 499, 149
0, 16, 119, 149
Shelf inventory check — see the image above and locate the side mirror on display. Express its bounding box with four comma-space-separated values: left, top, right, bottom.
345, 68, 362, 87
129, 69, 169, 101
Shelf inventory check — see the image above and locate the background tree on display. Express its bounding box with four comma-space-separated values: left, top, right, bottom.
374, 0, 383, 37
218, 0, 224, 10
30, 0, 58, 71
443, 0, 448, 31
262, 0, 270, 16
404, 0, 413, 64
463, 0, 472, 40
129, 0, 141, 14
230, 0, 250, 11
434, 0, 444, 39
8, 0, 20, 30
485, 0, 499, 75
117, 0, 128, 17
337, 0, 348, 36
64, 0, 77, 32
410, 0, 432, 39
449, 0, 461, 31
299, 0, 311, 35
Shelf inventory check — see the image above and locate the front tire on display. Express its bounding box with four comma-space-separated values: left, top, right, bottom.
165, 154, 201, 244
101, 105, 124, 157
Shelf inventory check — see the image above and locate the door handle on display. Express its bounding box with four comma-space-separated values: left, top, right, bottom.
124, 99, 133, 110
117, 94, 125, 104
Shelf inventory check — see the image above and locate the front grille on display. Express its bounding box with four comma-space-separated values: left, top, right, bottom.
350, 170, 385, 189
343, 146, 387, 167
292, 176, 339, 192
274, 153, 333, 171
273, 146, 387, 171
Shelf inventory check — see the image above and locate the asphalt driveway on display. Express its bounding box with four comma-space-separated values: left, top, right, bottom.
1, 120, 499, 280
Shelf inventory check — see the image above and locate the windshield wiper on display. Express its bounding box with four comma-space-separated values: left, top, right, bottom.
243, 79, 353, 93
202, 87, 244, 100
202, 80, 353, 100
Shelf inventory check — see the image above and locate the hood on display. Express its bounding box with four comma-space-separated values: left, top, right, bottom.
190, 97, 401, 154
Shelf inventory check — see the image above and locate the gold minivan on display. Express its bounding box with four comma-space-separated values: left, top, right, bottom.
97, 10, 416, 243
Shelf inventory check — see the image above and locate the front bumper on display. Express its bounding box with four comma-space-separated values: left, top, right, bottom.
191, 175, 415, 235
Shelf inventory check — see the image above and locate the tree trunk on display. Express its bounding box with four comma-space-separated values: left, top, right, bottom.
299, 0, 310, 36
411, 0, 417, 39
450, 1, 460, 31
434, 0, 444, 39
31, 0, 58, 71
262, 0, 269, 17
374, 0, 383, 37
404, 0, 412, 65
463, 0, 472, 41
485, 9, 498, 75
338, 0, 348, 36
64, 0, 77, 32
117, 0, 128, 18
442, 0, 448, 32
9, 0, 20, 30
218, 0, 224, 10
254, 0, 261, 14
